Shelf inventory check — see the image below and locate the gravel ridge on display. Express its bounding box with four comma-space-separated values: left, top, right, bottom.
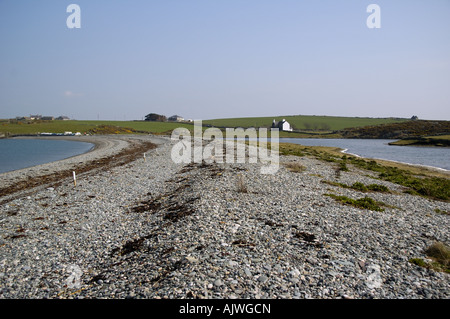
0, 135, 448, 299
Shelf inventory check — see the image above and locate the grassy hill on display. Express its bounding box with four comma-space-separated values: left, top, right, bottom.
339, 120, 450, 139
0, 116, 408, 139
0, 120, 194, 136
203, 115, 409, 131
2, 117, 447, 141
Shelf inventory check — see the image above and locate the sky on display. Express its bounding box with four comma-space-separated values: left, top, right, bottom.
0, 0, 449, 121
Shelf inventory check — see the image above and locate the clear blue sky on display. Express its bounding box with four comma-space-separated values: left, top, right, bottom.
1, 0, 449, 121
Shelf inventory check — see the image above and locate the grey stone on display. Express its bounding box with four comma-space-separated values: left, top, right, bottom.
257, 275, 269, 283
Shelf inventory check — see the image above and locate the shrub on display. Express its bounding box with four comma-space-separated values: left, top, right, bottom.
367, 184, 390, 193
325, 194, 385, 212
339, 161, 349, 172
283, 162, 306, 173
144, 113, 167, 122
351, 182, 368, 192
409, 242, 450, 273
434, 208, 449, 215
353, 196, 384, 211
322, 180, 391, 194
409, 258, 428, 268
424, 242, 450, 270
349, 157, 449, 201
334, 166, 342, 179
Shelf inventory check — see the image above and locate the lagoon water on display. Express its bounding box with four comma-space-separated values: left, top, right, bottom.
0, 139, 94, 174
279, 138, 450, 171
0, 137, 448, 175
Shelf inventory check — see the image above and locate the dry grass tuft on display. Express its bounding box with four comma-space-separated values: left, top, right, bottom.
424, 242, 450, 269
409, 241, 450, 273
283, 162, 306, 173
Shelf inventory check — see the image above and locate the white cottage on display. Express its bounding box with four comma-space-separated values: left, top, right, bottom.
272, 119, 293, 131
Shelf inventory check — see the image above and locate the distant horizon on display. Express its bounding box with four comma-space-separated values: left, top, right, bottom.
5, 113, 447, 122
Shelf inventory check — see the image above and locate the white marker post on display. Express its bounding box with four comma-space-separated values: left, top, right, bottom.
73, 171, 77, 186
143, 153, 146, 162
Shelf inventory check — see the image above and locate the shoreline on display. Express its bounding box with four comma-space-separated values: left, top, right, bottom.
1, 136, 98, 174
0, 135, 124, 189
0, 135, 164, 201
389, 142, 450, 148
339, 148, 450, 175
10, 134, 114, 154
1, 135, 448, 194
0, 135, 448, 299
278, 137, 450, 174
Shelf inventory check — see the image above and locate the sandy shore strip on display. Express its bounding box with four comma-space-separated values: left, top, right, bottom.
0, 136, 449, 299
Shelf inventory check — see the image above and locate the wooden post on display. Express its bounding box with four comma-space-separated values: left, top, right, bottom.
73, 171, 77, 186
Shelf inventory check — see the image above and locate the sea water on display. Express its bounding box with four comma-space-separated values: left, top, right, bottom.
0, 139, 94, 174
279, 138, 450, 171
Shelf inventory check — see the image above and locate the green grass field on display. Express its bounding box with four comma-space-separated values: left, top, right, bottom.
203, 115, 409, 131
0, 120, 195, 135
0, 115, 411, 137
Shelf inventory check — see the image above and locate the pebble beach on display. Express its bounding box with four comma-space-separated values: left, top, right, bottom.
0, 135, 449, 299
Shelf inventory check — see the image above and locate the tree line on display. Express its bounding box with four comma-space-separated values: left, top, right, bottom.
144, 113, 167, 122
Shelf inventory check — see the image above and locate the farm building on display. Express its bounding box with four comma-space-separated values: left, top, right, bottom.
168, 115, 184, 122
271, 119, 293, 131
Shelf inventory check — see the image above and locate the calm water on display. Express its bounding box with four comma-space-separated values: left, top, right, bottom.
279, 138, 450, 171
0, 139, 94, 174
1, 137, 448, 174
